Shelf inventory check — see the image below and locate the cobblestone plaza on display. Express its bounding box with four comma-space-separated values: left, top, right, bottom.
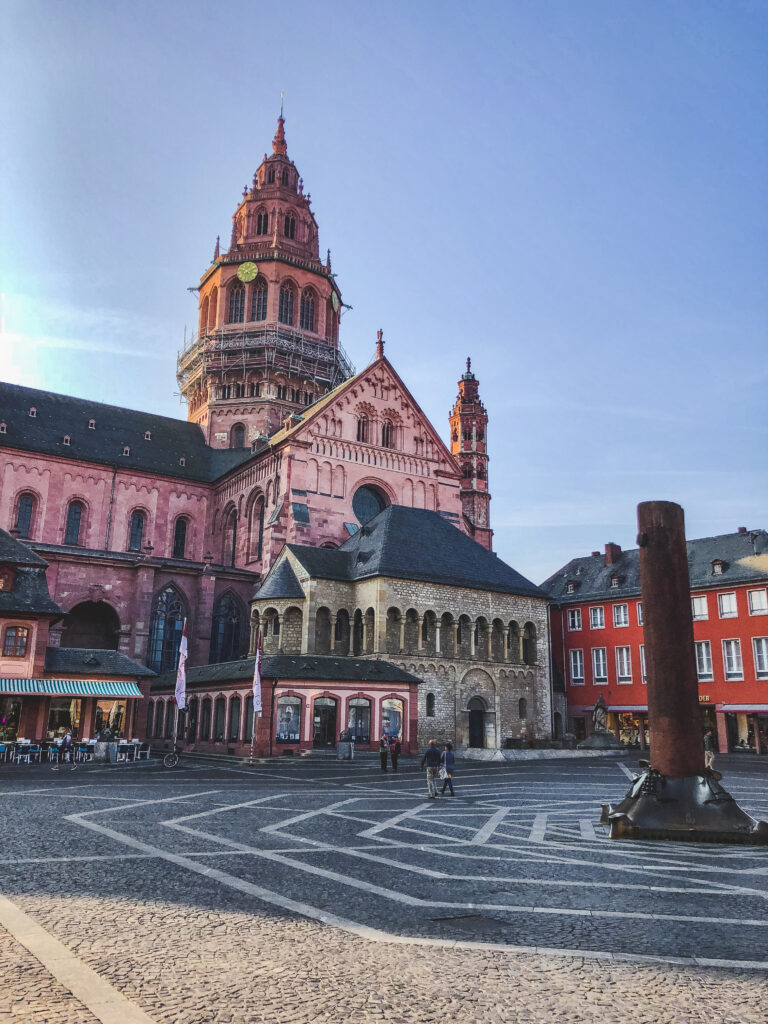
1, 755, 767, 1023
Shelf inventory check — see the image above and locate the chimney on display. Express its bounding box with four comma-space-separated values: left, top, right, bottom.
604, 542, 622, 566
591, 551, 600, 558
737, 526, 747, 534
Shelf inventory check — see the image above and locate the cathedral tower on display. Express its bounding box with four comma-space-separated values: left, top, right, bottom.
177, 116, 353, 448
449, 358, 492, 550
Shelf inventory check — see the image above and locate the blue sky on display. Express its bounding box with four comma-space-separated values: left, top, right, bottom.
2, 0, 766, 583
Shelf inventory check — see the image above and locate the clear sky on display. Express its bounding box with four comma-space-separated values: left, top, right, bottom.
2, 0, 766, 584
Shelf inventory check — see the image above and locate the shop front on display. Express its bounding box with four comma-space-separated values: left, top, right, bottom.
0, 679, 143, 743
717, 704, 768, 755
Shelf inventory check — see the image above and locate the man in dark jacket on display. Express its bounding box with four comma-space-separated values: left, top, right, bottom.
389, 736, 401, 772
379, 735, 389, 772
420, 739, 441, 798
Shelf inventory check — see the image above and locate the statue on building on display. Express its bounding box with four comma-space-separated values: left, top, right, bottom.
592, 693, 609, 733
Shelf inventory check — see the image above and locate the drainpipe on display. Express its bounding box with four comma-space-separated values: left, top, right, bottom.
104, 467, 118, 550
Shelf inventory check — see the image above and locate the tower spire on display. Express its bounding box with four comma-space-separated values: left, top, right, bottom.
449, 359, 492, 550
272, 110, 287, 155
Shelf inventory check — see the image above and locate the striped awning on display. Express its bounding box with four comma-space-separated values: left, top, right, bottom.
0, 679, 143, 697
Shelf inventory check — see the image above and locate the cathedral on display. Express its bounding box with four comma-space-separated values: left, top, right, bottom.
0, 116, 552, 755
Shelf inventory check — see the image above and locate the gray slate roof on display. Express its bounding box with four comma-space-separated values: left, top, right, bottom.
0, 529, 62, 616
542, 529, 768, 604
277, 505, 543, 598
151, 654, 421, 691
45, 647, 156, 677
252, 560, 305, 601
0, 381, 258, 483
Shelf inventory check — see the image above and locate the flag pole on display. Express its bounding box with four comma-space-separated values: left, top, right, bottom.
249, 627, 263, 766
174, 618, 188, 756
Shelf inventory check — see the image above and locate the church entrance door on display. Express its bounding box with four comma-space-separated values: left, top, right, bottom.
313, 697, 337, 747
468, 697, 485, 748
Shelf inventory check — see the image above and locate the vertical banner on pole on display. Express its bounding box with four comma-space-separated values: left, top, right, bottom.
249, 627, 263, 765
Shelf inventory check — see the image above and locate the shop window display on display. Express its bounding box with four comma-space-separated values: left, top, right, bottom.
0, 698, 21, 741
47, 698, 83, 740
347, 697, 371, 744
381, 698, 403, 740
277, 697, 302, 743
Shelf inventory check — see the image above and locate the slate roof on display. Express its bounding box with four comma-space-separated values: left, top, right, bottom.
252, 560, 305, 601
542, 529, 768, 604
151, 654, 421, 691
44, 647, 156, 677
0, 381, 258, 483
273, 505, 543, 598
0, 529, 62, 616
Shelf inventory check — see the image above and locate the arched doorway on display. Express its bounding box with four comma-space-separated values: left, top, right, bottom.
313, 697, 337, 747
553, 711, 563, 739
468, 697, 486, 748
61, 601, 120, 650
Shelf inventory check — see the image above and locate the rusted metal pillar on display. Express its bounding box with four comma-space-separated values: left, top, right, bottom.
637, 501, 704, 778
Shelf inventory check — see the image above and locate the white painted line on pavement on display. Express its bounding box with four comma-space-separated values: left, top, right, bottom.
616, 761, 635, 780
261, 797, 360, 833
469, 807, 510, 845
0, 893, 156, 1024
580, 819, 600, 841
358, 802, 434, 838
528, 813, 548, 842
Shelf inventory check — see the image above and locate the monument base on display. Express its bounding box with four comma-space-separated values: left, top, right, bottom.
577, 730, 624, 751
602, 766, 768, 844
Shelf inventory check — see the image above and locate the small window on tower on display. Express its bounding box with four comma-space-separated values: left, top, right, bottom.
284, 215, 296, 239
267, 168, 275, 184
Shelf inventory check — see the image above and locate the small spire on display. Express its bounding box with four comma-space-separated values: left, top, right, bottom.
272, 114, 287, 156
280, 90, 285, 118
326, 248, 332, 270
466, 356, 471, 374
242, 185, 248, 198
229, 215, 237, 250
213, 235, 220, 260
376, 329, 385, 361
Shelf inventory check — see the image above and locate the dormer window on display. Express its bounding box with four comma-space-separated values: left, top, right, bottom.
62, 435, 71, 446
88, 419, 95, 429
712, 559, 724, 575
122, 446, 130, 456
28, 407, 36, 418
0, 422, 6, 434
179, 457, 186, 467
566, 582, 575, 594
144, 430, 152, 441
0, 569, 14, 592
610, 575, 619, 589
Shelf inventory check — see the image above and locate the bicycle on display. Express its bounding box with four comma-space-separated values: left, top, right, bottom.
162, 745, 179, 768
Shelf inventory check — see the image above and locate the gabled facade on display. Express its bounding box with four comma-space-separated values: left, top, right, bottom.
544, 528, 768, 754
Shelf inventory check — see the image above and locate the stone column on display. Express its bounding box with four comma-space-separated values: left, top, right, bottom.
435, 625, 441, 654
453, 623, 460, 656
470, 624, 476, 658
399, 617, 406, 653
503, 628, 510, 661
417, 615, 424, 652
330, 615, 337, 652
637, 501, 704, 777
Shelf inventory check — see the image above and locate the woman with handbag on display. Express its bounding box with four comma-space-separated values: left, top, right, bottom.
439, 742, 455, 796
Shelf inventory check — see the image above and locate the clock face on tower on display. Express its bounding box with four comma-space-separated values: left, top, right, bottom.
331, 291, 340, 313
237, 261, 258, 283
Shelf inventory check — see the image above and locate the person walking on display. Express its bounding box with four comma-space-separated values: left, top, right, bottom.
52, 729, 76, 771
440, 742, 455, 796
420, 739, 441, 799
389, 735, 401, 772
703, 728, 716, 771
379, 735, 389, 772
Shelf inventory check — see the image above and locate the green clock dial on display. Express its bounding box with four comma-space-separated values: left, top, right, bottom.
331, 291, 340, 313
237, 262, 258, 283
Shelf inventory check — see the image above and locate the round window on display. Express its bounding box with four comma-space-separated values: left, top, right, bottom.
352, 485, 386, 524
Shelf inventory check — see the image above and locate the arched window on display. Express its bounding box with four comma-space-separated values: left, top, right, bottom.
356, 417, 368, 443
230, 423, 245, 449
3, 626, 29, 657
164, 701, 175, 739
426, 692, 436, 718
214, 697, 226, 741
172, 518, 188, 559
224, 509, 237, 567
283, 214, 296, 239
352, 485, 387, 525
147, 586, 185, 672
278, 284, 295, 325
251, 279, 268, 321
64, 501, 84, 545
209, 592, 244, 664
381, 420, 393, 448
228, 283, 245, 323
200, 698, 212, 740
256, 211, 269, 235
15, 493, 35, 538
519, 697, 528, 720
252, 499, 265, 560
208, 287, 218, 328
267, 168, 275, 184
229, 696, 241, 742
299, 289, 315, 331
281, 169, 289, 186
128, 511, 145, 552
199, 295, 209, 333
245, 696, 254, 742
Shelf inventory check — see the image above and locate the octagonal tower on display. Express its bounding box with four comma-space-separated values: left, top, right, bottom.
449, 358, 492, 550
177, 116, 354, 448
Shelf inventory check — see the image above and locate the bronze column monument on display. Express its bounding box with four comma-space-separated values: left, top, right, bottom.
604, 501, 768, 843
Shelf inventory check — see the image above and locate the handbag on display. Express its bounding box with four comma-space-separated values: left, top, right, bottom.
438, 763, 448, 780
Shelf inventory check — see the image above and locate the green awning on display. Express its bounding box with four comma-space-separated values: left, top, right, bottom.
0, 679, 143, 697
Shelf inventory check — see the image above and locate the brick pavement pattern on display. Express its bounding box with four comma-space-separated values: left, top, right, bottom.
1, 756, 766, 1024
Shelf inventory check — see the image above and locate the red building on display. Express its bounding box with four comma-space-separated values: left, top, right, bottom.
544, 527, 768, 754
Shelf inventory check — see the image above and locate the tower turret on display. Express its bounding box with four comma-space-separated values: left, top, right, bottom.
177, 115, 353, 448
449, 358, 492, 550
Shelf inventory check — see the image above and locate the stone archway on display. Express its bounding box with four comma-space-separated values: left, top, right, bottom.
458, 668, 497, 749
60, 601, 120, 650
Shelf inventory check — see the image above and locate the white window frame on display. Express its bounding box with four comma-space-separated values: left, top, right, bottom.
753, 637, 768, 680
639, 644, 647, 683
569, 649, 585, 686
748, 589, 768, 616
616, 645, 632, 684
718, 592, 737, 619
722, 639, 743, 680
589, 606, 605, 630
613, 603, 629, 628
567, 608, 582, 632
592, 647, 607, 683
691, 595, 708, 621
636, 602, 643, 625
695, 640, 713, 681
